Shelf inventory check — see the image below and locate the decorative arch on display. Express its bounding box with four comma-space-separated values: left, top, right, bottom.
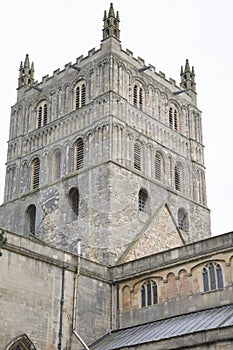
122, 285, 131, 310
52, 149, 62, 181
4, 334, 36, 350
148, 85, 155, 116
57, 88, 63, 117
196, 168, 205, 205
178, 269, 190, 297
166, 272, 178, 300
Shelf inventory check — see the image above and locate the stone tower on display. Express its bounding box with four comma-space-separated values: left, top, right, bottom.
0, 3, 210, 265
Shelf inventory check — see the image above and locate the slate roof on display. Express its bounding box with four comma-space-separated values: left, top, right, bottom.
90, 304, 233, 350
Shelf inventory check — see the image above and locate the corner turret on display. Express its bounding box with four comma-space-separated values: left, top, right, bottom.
102, 3, 120, 42
18, 54, 34, 89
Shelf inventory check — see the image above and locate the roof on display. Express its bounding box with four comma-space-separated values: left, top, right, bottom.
91, 304, 233, 349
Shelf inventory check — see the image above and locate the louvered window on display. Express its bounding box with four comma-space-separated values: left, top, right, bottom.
169, 107, 179, 131
134, 142, 141, 171
43, 104, 47, 125
81, 84, 86, 106
133, 84, 144, 109
75, 82, 86, 109
139, 87, 143, 109
155, 152, 162, 180
174, 164, 181, 191
31, 158, 40, 189
75, 138, 84, 170
76, 86, 80, 109
37, 101, 48, 128
38, 106, 42, 128
169, 107, 173, 128
133, 85, 138, 106
174, 109, 178, 130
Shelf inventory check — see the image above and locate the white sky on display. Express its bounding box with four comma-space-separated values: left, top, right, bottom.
0, 0, 232, 236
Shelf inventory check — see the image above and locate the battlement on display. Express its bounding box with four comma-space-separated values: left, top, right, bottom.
19, 41, 186, 102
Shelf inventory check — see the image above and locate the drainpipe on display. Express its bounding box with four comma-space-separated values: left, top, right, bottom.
116, 282, 120, 330
72, 239, 90, 350
58, 267, 65, 350
111, 282, 115, 331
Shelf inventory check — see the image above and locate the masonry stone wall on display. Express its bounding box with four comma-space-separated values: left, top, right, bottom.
0, 160, 210, 264
0, 232, 75, 349
0, 232, 112, 350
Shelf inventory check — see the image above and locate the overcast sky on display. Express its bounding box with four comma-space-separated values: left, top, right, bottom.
0, 0, 232, 236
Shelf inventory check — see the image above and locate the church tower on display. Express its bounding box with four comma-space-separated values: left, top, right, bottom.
0, 3, 210, 265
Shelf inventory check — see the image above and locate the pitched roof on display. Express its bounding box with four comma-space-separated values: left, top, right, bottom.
91, 304, 233, 349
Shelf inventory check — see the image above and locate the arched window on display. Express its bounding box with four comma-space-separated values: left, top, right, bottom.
5, 334, 37, 350
52, 150, 61, 180
138, 189, 148, 213
74, 138, 84, 170
141, 280, 158, 307
69, 187, 79, 220
134, 142, 142, 171
178, 208, 189, 232
174, 163, 182, 191
169, 107, 179, 131
133, 84, 144, 110
37, 101, 48, 128
31, 157, 40, 189
75, 82, 86, 109
26, 205, 36, 234
155, 151, 163, 181
202, 262, 224, 292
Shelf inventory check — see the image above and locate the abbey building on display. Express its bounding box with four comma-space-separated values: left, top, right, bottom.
0, 4, 233, 350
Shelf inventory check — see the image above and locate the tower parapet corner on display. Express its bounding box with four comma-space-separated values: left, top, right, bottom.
18, 54, 34, 89
102, 3, 121, 43
180, 59, 196, 93
180, 59, 197, 104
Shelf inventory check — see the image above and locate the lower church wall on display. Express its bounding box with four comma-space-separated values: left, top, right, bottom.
120, 287, 233, 328
0, 231, 112, 350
